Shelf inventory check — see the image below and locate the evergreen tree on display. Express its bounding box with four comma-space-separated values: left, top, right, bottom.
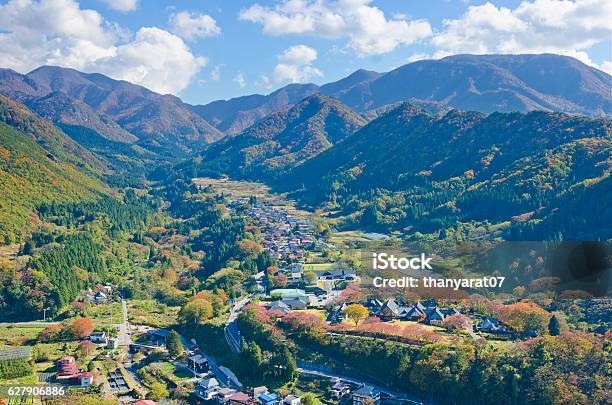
548, 315, 561, 336
167, 330, 183, 357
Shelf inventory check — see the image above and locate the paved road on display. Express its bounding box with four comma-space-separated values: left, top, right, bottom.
297, 364, 433, 404
116, 298, 131, 346
0, 321, 61, 327
224, 296, 251, 353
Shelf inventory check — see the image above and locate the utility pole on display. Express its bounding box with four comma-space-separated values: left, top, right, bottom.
43, 307, 49, 321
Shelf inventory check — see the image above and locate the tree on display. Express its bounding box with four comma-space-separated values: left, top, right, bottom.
178, 298, 213, 325
78, 340, 96, 357
301, 394, 316, 405
21, 239, 35, 256
148, 382, 169, 400
167, 330, 183, 357
548, 315, 561, 336
442, 314, 472, 331
498, 302, 550, 336
344, 304, 369, 326
303, 271, 317, 284
274, 274, 288, 288
71, 317, 94, 339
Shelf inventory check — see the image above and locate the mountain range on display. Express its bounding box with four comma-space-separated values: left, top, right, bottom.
0, 66, 223, 157
0, 53, 610, 240
0, 54, 609, 159
193, 54, 611, 135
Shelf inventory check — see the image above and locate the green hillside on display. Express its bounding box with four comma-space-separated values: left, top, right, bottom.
0, 122, 105, 242
0, 95, 108, 174
180, 94, 367, 180
283, 104, 611, 239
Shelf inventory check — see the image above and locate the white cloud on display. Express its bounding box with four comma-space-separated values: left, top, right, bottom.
92, 27, 207, 94
234, 73, 246, 88
432, 0, 612, 69
595, 60, 612, 75
0, 0, 206, 94
264, 45, 323, 86
278, 44, 318, 65
169, 11, 221, 41
407, 53, 431, 63
239, 0, 432, 57
210, 65, 221, 81
100, 0, 138, 12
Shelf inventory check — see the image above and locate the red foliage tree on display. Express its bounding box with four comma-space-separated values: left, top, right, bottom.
71, 317, 94, 339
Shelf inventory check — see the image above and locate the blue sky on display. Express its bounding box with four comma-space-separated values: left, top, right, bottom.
1, 0, 611, 105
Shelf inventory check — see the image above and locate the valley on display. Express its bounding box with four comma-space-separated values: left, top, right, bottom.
0, 53, 610, 405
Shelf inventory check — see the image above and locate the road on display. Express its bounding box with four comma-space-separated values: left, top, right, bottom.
297, 363, 434, 404
224, 295, 251, 353
0, 321, 61, 327
116, 298, 131, 346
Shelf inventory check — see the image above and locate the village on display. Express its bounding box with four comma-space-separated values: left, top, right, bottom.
0, 182, 558, 405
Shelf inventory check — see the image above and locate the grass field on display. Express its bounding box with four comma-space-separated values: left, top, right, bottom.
192, 177, 314, 220
303, 263, 337, 271
0, 325, 44, 347
83, 301, 123, 325
127, 299, 180, 327
151, 361, 193, 382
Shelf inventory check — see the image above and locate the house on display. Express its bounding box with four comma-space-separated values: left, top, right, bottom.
229, 392, 255, 405
196, 377, 220, 399
424, 307, 446, 325
283, 395, 300, 405
352, 385, 380, 405
366, 298, 382, 309
282, 297, 309, 310
477, 317, 510, 334
55, 356, 79, 379
270, 289, 307, 300
404, 303, 426, 321
327, 306, 345, 324
78, 372, 94, 387
147, 329, 171, 346
214, 388, 237, 404
90, 331, 107, 344
257, 393, 280, 405
134, 401, 156, 405
378, 298, 407, 321
92, 291, 107, 303
331, 380, 351, 399
253, 387, 269, 397
314, 268, 356, 281
107, 338, 119, 349
269, 301, 291, 314
55, 356, 93, 386
188, 354, 210, 374
442, 307, 460, 317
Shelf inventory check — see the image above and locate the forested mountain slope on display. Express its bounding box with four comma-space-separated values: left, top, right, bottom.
0, 122, 105, 242
180, 95, 367, 180
0, 66, 223, 157
283, 103, 611, 239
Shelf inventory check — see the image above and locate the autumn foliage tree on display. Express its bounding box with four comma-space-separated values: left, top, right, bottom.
498, 302, 550, 336
441, 313, 472, 331
70, 317, 94, 339
343, 304, 369, 326
179, 298, 213, 326
78, 340, 96, 357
